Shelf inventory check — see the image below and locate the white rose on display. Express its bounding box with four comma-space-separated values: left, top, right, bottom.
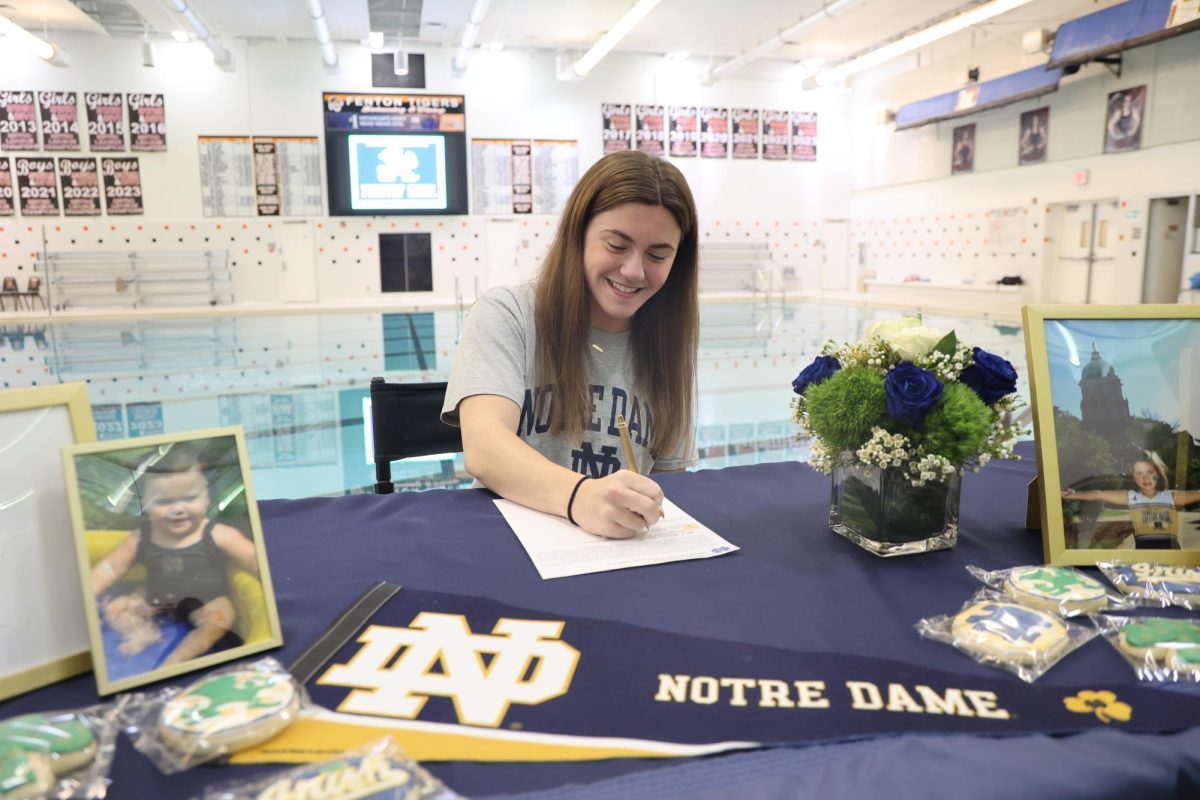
864, 317, 920, 342
888, 325, 945, 360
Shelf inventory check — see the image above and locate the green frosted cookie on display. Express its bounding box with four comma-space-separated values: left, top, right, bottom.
159, 670, 300, 757
0, 713, 96, 775
1117, 618, 1200, 672
0, 745, 54, 800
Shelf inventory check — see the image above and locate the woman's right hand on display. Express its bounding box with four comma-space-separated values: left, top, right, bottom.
572, 471, 665, 539
1062, 487, 1077, 498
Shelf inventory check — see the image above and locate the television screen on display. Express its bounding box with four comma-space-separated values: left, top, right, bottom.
348, 134, 447, 211
323, 92, 468, 216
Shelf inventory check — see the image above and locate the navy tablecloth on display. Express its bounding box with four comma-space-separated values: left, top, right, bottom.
4, 443, 1199, 799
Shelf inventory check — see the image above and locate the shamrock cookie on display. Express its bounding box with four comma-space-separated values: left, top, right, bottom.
159, 670, 300, 757
1116, 618, 1200, 673
0, 746, 54, 800
950, 600, 1070, 665
1003, 566, 1108, 615
0, 713, 97, 775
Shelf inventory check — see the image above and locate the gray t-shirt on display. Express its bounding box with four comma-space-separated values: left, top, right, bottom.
442, 283, 696, 476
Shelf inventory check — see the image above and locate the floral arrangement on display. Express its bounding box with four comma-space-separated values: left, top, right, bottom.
792, 317, 1024, 485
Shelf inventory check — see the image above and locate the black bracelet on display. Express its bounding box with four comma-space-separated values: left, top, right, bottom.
566, 475, 590, 526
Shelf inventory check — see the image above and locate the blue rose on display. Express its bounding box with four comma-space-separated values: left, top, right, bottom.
960, 347, 1018, 404
792, 356, 840, 395
884, 362, 944, 426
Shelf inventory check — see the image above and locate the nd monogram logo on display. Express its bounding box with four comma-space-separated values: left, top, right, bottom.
318, 613, 580, 727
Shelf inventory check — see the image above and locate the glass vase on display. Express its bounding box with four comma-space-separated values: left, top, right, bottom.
828, 455, 961, 557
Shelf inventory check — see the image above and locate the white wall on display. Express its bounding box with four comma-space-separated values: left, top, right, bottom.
0, 33, 850, 308
843, 29, 1200, 306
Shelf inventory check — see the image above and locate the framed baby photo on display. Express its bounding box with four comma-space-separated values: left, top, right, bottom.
0, 384, 97, 701
1023, 304, 1200, 566
63, 426, 283, 695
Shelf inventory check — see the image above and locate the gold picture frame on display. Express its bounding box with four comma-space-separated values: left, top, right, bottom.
0, 383, 97, 701
63, 426, 283, 695
1023, 304, 1200, 565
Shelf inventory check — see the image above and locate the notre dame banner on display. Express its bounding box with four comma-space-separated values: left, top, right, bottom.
233, 589, 1200, 764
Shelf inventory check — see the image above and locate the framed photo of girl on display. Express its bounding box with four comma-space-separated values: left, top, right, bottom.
1023, 304, 1200, 566
63, 426, 283, 694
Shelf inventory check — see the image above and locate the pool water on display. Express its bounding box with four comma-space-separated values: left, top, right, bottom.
0, 302, 1029, 498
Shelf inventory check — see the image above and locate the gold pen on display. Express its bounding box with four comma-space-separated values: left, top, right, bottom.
617, 413, 638, 474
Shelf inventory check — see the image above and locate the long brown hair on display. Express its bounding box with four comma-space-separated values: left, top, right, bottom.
533, 150, 698, 457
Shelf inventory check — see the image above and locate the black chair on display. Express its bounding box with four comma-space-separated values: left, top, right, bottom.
0, 277, 20, 311
20, 276, 46, 310
369, 377, 463, 494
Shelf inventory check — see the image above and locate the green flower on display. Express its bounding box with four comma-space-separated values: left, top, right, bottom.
805, 367, 888, 452
911, 383, 991, 463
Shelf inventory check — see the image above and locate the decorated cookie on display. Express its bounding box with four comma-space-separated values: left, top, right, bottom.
254, 751, 437, 800
159, 670, 300, 757
0, 746, 54, 800
1003, 566, 1108, 615
1106, 563, 1200, 602
950, 600, 1070, 665
0, 712, 97, 775
1116, 618, 1200, 672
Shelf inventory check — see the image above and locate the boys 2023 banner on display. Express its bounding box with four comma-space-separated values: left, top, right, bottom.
232, 589, 1200, 764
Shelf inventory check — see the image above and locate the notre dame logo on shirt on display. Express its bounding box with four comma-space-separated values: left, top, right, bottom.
1132, 505, 1178, 535
317, 613, 580, 727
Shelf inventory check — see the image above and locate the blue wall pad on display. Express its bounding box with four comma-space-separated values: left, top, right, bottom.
1048, 0, 1200, 69
895, 65, 1063, 131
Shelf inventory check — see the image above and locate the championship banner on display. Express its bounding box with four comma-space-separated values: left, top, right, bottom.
253, 139, 281, 216
634, 104, 666, 158
791, 111, 817, 162
0, 158, 14, 216
761, 110, 789, 161
699, 107, 729, 159
14, 156, 59, 216
127, 93, 166, 151
0, 90, 39, 151
38, 91, 80, 151
84, 92, 125, 152
601, 103, 632, 154
101, 157, 143, 215
668, 107, 698, 158
731, 109, 760, 159
322, 93, 465, 133
58, 157, 100, 216
510, 139, 532, 214
232, 589, 1200, 765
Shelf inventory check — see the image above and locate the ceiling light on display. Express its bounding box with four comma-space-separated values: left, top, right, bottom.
368, 30, 385, 50
665, 50, 690, 62
814, 0, 1035, 87
170, 30, 189, 43
0, 15, 57, 61
800, 56, 826, 69
393, 48, 409, 76
555, 52, 575, 81
141, 31, 156, 67
572, 0, 661, 78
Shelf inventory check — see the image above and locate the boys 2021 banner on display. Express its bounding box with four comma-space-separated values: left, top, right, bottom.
232, 589, 1200, 764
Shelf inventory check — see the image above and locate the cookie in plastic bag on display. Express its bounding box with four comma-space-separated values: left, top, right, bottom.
198, 737, 462, 800
917, 589, 1096, 682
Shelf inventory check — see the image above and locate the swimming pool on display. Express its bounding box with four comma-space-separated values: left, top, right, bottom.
0, 301, 1029, 498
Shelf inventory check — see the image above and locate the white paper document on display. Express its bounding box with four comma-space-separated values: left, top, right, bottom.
493, 497, 739, 579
